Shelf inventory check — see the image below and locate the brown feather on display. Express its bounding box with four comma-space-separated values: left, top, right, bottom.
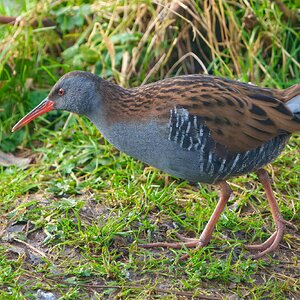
102, 75, 300, 153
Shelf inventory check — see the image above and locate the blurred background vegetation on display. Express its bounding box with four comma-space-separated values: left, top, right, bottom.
0, 0, 299, 152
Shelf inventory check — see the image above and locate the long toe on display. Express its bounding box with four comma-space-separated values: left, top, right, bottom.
139, 239, 201, 249
139, 238, 208, 261
174, 232, 202, 243
246, 221, 285, 258
245, 231, 277, 251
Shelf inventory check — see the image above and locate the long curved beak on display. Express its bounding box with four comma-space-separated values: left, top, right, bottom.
12, 98, 55, 132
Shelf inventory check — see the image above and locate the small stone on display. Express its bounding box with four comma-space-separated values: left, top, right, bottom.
36, 290, 57, 300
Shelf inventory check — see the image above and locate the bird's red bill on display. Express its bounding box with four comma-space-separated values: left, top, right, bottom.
12, 99, 54, 132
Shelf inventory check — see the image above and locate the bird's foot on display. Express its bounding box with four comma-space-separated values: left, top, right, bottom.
245, 219, 285, 259
139, 232, 207, 249
139, 232, 210, 260
139, 181, 232, 260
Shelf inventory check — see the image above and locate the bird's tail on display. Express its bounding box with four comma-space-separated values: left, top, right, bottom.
282, 83, 300, 101
284, 84, 300, 120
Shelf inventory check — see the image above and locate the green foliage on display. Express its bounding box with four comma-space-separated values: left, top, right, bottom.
54, 4, 91, 32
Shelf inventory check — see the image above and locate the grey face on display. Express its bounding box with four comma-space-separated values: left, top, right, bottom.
11, 71, 103, 132
48, 71, 102, 116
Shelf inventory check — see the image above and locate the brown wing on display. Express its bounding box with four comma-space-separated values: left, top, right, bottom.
180, 86, 300, 153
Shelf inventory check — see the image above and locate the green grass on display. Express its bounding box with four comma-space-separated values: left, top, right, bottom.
0, 0, 299, 299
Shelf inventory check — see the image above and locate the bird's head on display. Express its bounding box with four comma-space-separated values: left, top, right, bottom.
12, 71, 102, 132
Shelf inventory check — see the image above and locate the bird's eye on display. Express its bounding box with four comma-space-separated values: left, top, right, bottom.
58, 88, 65, 96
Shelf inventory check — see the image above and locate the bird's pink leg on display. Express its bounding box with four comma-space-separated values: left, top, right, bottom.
139, 181, 232, 251
246, 169, 285, 258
